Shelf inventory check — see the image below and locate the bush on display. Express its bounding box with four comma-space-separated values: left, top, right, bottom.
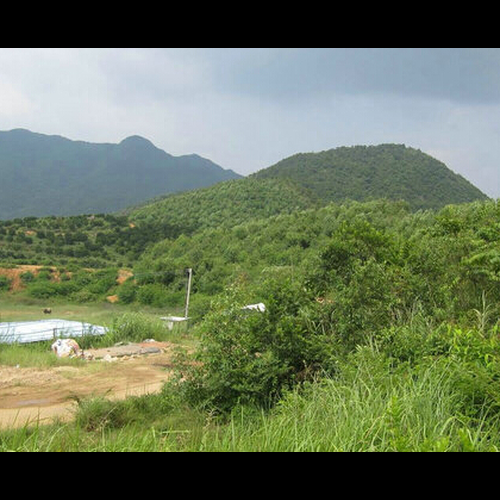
71, 289, 99, 303
85, 269, 118, 296
180, 278, 337, 413
137, 284, 170, 308
27, 281, 60, 299
0, 276, 10, 291
36, 269, 53, 281
207, 348, 500, 452
20, 271, 35, 284
117, 281, 137, 304
110, 313, 167, 344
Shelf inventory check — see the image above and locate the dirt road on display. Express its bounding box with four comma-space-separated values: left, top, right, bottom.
0, 343, 176, 429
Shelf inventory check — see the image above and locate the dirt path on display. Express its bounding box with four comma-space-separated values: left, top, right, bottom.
0, 343, 176, 429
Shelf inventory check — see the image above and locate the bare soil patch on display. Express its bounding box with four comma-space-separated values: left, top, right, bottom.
0, 265, 62, 292
0, 342, 176, 429
117, 269, 134, 285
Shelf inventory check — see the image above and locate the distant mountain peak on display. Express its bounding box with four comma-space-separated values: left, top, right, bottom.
0, 129, 242, 219
119, 135, 157, 148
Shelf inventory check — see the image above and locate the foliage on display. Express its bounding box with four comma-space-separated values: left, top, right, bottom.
0, 276, 10, 291
175, 200, 500, 412
109, 313, 170, 344
0, 213, 184, 267
180, 278, 338, 412
131, 177, 318, 235
254, 144, 488, 210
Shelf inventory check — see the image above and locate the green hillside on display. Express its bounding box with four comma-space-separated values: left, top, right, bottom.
134, 199, 417, 297
254, 144, 489, 210
131, 144, 488, 239
0, 213, 184, 268
0, 129, 241, 220
130, 177, 319, 234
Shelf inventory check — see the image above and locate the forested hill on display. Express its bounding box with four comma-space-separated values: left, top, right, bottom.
130, 177, 319, 234
253, 144, 489, 210
0, 129, 241, 220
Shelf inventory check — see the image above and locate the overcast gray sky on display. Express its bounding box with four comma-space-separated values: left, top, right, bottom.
1, 48, 499, 197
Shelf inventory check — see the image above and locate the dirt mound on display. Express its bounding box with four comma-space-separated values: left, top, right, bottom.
0, 265, 43, 292
117, 269, 134, 285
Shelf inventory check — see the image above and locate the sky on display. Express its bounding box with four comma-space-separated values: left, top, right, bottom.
0, 47, 499, 197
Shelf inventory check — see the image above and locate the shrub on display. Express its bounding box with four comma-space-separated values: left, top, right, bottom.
20, 271, 35, 284
71, 289, 99, 303
207, 348, 500, 452
0, 276, 10, 291
117, 280, 137, 304
85, 269, 118, 296
27, 281, 60, 299
137, 284, 170, 308
36, 269, 53, 281
180, 278, 337, 413
110, 313, 167, 344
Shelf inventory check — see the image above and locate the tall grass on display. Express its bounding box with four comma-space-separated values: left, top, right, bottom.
0, 342, 85, 368
201, 349, 500, 452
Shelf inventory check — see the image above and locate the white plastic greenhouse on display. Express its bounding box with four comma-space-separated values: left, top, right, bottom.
0, 319, 108, 344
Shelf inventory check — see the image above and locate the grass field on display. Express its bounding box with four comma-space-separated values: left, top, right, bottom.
0, 295, 178, 325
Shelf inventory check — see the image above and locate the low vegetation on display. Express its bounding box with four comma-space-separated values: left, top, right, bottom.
1, 198, 499, 451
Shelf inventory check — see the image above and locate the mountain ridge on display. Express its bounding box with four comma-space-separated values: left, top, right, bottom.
131, 144, 489, 234
0, 129, 241, 219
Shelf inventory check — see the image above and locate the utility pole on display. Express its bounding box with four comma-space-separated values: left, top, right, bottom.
184, 268, 193, 319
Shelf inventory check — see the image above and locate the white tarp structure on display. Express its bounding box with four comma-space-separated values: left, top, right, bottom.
161, 316, 189, 331
0, 319, 108, 345
242, 303, 267, 313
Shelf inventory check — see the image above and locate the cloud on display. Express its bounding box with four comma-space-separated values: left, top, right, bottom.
0, 48, 499, 197
0, 80, 34, 117
190, 48, 500, 105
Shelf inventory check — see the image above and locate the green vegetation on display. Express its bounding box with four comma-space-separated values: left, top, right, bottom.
0, 342, 87, 369
0, 276, 10, 291
0, 214, 183, 267
131, 177, 318, 234
134, 200, 415, 301
0, 142, 498, 452
0, 129, 241, 220
254, 144, 489, 210
1, 198, 500, 451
